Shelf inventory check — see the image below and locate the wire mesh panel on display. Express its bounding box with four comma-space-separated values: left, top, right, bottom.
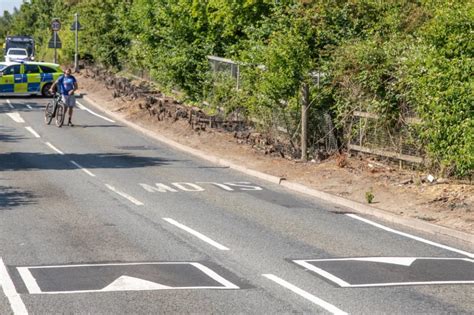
207, 55, 240, 89
347, 112, 424, 164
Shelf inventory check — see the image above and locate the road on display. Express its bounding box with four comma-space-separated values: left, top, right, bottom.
1, 96, 473, 314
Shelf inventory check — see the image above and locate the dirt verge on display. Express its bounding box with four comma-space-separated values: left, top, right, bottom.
75, 71, 473, 236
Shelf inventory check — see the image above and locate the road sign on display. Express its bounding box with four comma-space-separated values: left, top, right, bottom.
70, 20, 82, 31
48, 33, 62, 49
51, 19, 61, 31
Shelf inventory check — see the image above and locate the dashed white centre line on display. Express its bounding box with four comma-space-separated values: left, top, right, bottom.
0, 257, 29, 315
346, 214, 474, 258
105, 184, 144, 206
6, 112, 24, 123
45, 142, 65, 155
163, 218, 230, 250
25, 126, 40, 138
77, 101, 116, 123
70, 160, 96, 177
263, 274, 347, 315
6, 99, 14, 109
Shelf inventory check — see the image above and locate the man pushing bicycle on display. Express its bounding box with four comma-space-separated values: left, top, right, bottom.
50, 68, 78, 126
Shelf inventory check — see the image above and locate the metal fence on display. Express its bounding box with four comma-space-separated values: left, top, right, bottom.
347, 111, 424, 164
207, 55, 240, 89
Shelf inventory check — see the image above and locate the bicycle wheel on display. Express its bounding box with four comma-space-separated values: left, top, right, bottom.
55, 103, 65, 127
44, 101, 54, 125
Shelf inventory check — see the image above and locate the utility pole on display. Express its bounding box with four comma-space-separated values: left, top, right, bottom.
70, 13, 82, 72
74, 13, 78, 72
301, 83, 309, 162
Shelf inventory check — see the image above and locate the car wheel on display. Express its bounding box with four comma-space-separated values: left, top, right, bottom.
42, 83, 53, 97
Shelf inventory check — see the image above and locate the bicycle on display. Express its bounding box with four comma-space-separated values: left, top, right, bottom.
44, 92, 65, 127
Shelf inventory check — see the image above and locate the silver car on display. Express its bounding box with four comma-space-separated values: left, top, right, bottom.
5, 48, 30, 62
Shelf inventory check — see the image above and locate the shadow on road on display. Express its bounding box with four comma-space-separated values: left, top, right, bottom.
0, 126, 26, 143
0, 151, 180, 171
1, 96, 48, 113
0, 186, 36, 209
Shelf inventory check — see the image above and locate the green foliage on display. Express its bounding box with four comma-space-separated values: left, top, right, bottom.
365, 189, 374, 204
398, 2, 474, 176
0, 0, 471, 177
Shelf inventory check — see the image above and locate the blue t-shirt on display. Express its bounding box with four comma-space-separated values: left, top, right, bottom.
58, 75, 77, 95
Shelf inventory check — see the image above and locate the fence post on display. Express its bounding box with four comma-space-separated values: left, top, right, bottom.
301, 83, 309, 161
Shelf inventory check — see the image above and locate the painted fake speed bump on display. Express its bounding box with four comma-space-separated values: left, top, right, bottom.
294, 257, 474, 287
16, 262, 239, 294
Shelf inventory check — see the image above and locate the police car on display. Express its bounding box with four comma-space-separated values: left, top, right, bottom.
0, 61, 63, 96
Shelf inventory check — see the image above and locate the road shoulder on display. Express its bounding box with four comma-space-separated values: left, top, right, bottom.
79, 91, 473, 246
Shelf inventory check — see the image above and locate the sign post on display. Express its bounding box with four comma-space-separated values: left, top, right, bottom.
50, 18, 61, 63
70, 13, 82, 72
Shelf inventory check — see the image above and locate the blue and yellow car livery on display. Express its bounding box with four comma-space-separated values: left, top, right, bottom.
0, 61, 63, 96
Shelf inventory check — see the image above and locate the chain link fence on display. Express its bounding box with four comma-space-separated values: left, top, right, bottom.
206, 55, 338, 159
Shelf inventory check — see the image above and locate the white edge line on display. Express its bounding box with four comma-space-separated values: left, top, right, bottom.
6, 99, 14, 108
25, 126, 40, 138
346, 214, 474, 258
16, 267, 41, 294
263, 274, 348, 315
293, 260, 350, 287
191, 263, 239, 289
105, 184, 144, 206
45, 142, 64, 155
70, 160, 96, 177
163, 218, 230, 251
77, 101, 115, 123
0, 258, 29, 314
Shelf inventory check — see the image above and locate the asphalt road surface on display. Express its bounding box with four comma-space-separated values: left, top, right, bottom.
1, 96, 473, 314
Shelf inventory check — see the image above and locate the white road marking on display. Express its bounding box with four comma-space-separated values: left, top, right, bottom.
140, 183, 178, 193
6, 99, 14, 109
225, 182, 263, 191
26, 104, 33, 109
45, 142, 64, 155
191, 263, 239, 289
101, 276, 171, 291
17, 262, 238, 294
346, 280, 474, 287
346, 214, 474, 258
294, 257, 474, 288
77, 101, 115, 123
105, 184, 144, 206
163, 218, 230, 250
17, 267, 42, 294
197, 182, 234, 191
293, 261, 351, 287
172, 183, 205, 192
6, 112, 25, 123
0, 258, 29, 314
263, 274, 347, 315
70, 160, 96, 177
25, 126, 40, 138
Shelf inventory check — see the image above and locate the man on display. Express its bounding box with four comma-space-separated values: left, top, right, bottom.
50, 68, 78, 126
